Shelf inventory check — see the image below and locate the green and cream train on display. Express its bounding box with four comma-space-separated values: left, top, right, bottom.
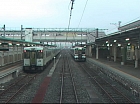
70, 46, 86, 61
23, 46, 60, 72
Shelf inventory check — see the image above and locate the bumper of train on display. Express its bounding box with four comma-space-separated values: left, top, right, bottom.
74, 56, 86, 61
23, 66, 44, 71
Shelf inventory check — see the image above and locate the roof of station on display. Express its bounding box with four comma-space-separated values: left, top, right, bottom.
85, 20, 140, 46
95, 26, 140, 46
0, 36, 56, 47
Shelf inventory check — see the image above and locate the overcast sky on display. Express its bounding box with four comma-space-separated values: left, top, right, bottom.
0, 0, 139, 34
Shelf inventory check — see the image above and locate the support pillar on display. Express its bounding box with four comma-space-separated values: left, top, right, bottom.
121, 45, 126, 65
96, 45, 98, 59
114, 45, 117, 62
85, 46, 88, 56
1, 51, 4, 66
135, 46, 138, 68
89, 45, 92, 57
13, 45, 15, 63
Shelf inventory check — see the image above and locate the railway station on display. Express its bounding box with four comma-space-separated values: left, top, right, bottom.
0, 0, 140, 102
0, 19, 140, 103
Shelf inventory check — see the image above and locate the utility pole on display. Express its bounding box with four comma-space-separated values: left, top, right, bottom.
96, 28, 108, 38
21, 25, 23, 40
3, 24, 5, 37
96, 28, 98, 38
110, 21, 121, 31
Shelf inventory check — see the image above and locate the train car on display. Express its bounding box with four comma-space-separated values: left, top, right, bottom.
71, 46, 86, 61
23, 46, 60, 72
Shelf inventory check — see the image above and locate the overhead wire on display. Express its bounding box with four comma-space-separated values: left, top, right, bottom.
121, 16, 140, 26
77, 0, 88, 46
77, 0, 88, 28
68, 0, 71, 10
107, 16, 140, 34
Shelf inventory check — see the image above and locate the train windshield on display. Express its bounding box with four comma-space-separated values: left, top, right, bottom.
82, 49, 85, 54
36, 50, 43, 58
24, 51, 30, 58
75, 48, 85, 54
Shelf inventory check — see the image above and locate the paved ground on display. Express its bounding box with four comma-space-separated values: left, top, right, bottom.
88, 57, 140, 80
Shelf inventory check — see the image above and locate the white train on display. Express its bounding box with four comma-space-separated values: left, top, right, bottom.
71, 46, 86, 61
23, 46, 60, 72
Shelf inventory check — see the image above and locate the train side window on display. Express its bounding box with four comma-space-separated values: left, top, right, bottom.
47, 51, 50, 57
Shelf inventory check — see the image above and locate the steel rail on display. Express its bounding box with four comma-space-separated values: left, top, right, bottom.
0, 74, 38, 103
6, 74, 38, 103
67, 54, 79, 103
80, 63, 133, 103
59, 54, 65, 103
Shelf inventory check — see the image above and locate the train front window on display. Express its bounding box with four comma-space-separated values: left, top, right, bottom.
24, 51, 30, 58
75, 48, 85, 54
75, 49, 78, 54
82, 49, 85, 54
37, 50, 43, 58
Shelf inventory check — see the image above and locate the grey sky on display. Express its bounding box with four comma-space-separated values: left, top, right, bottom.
0, 0, 139, 34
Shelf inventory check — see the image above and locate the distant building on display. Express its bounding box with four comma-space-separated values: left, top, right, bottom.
87, 30, 106, 43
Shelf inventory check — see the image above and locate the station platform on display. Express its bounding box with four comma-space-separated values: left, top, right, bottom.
87, 57, 140, 80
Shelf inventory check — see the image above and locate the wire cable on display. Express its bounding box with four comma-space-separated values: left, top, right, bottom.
107, 16, 140, 34
77, 0, 88, 28
121, 16, 140, 26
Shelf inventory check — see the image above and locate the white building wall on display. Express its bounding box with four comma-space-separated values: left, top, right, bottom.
25, 28, 33, 42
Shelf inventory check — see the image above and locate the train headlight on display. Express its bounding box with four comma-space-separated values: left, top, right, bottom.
82, 54, 86, 58
82, 56, 86, 58
75, 56, 78, 58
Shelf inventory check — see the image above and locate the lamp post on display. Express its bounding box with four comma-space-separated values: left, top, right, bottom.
1, 24, 5, 37
54, 57, 56, 68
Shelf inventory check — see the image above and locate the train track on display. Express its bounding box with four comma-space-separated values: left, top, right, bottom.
0, 73, 38, 103
59, 51, 78, 103
79, 62, 134, 103
0, 61, 23, 70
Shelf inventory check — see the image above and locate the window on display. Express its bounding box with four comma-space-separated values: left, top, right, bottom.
37, 51, 43, 58
24, 51, 30, 58
82, 48, 85, 54
75, 48, 85, 54
75, 49, 78, 54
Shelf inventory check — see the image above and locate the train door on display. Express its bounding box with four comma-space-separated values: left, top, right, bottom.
79, 50, 82, 57
23, 50, 30, 66
78, 49, 82, 59
30, 51, 36, 65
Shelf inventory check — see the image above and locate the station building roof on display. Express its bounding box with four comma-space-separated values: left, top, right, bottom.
95, 26, 140, 46
0, 36, 56, 47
